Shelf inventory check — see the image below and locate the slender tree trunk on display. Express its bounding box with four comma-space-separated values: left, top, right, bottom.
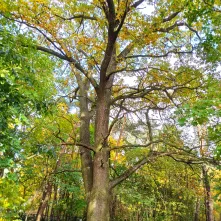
73, 69, 93, 203
44, 200, 50, 220
79, 92, 93, 199
110, 193, 117, 221
194, 197, 200, 221
36, 182, 53, 221
36, 151, 63, 221
0, 169, 4, 177
197, 126, 213, 221
50, 184, 57, 221
76, 80, 93, 220
202, 165, 214, 221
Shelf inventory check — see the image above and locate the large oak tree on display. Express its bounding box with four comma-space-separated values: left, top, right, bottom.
1, 0, 220, 220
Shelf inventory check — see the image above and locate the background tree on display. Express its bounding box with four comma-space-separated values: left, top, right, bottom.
0, 18, 56, 219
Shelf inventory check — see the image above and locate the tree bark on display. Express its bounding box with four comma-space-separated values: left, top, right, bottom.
110, 193, 117, 221
36, 182, 53, 221
73, 71, 93, 219
50, 184, 58, 221
194, 197, 200, 221
36, 148, 64, 221
87, 45, 116, 221
87, 95, 111, 220
0, 169, 4, 177
202, 165, 214, 221
78, 83, 93, 199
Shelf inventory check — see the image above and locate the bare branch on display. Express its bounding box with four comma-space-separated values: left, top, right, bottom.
61, 142, 95, 152
163, 11, 181, 22
109, 140, 163, 151
111, 86, 163, 104
109, 151, 180, 189
110, 157, 148, 189
52, 169, 82, 175
117, 42, 134, 59
184, 23, 201, 40
168, 155, 204, 164
156, 21, 185, 32
156, 21, 201, 40
109, 149, 213, 189
54, 13, 97, 21
126, 48, 194, 59
36, 45, 71, 61
131, 0, 145, 8
108, 100, 125, 135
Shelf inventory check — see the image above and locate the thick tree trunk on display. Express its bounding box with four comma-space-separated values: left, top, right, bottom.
87, 92, 111, 221
87, 50, 115, 220
202, 165, 214, 221
87, 150, 110, 221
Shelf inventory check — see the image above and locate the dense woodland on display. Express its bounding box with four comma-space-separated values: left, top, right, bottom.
0, 0, 221, 220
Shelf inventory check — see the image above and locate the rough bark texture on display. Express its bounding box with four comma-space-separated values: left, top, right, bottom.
87, 93, 111, 221
87, 46, 116, 221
